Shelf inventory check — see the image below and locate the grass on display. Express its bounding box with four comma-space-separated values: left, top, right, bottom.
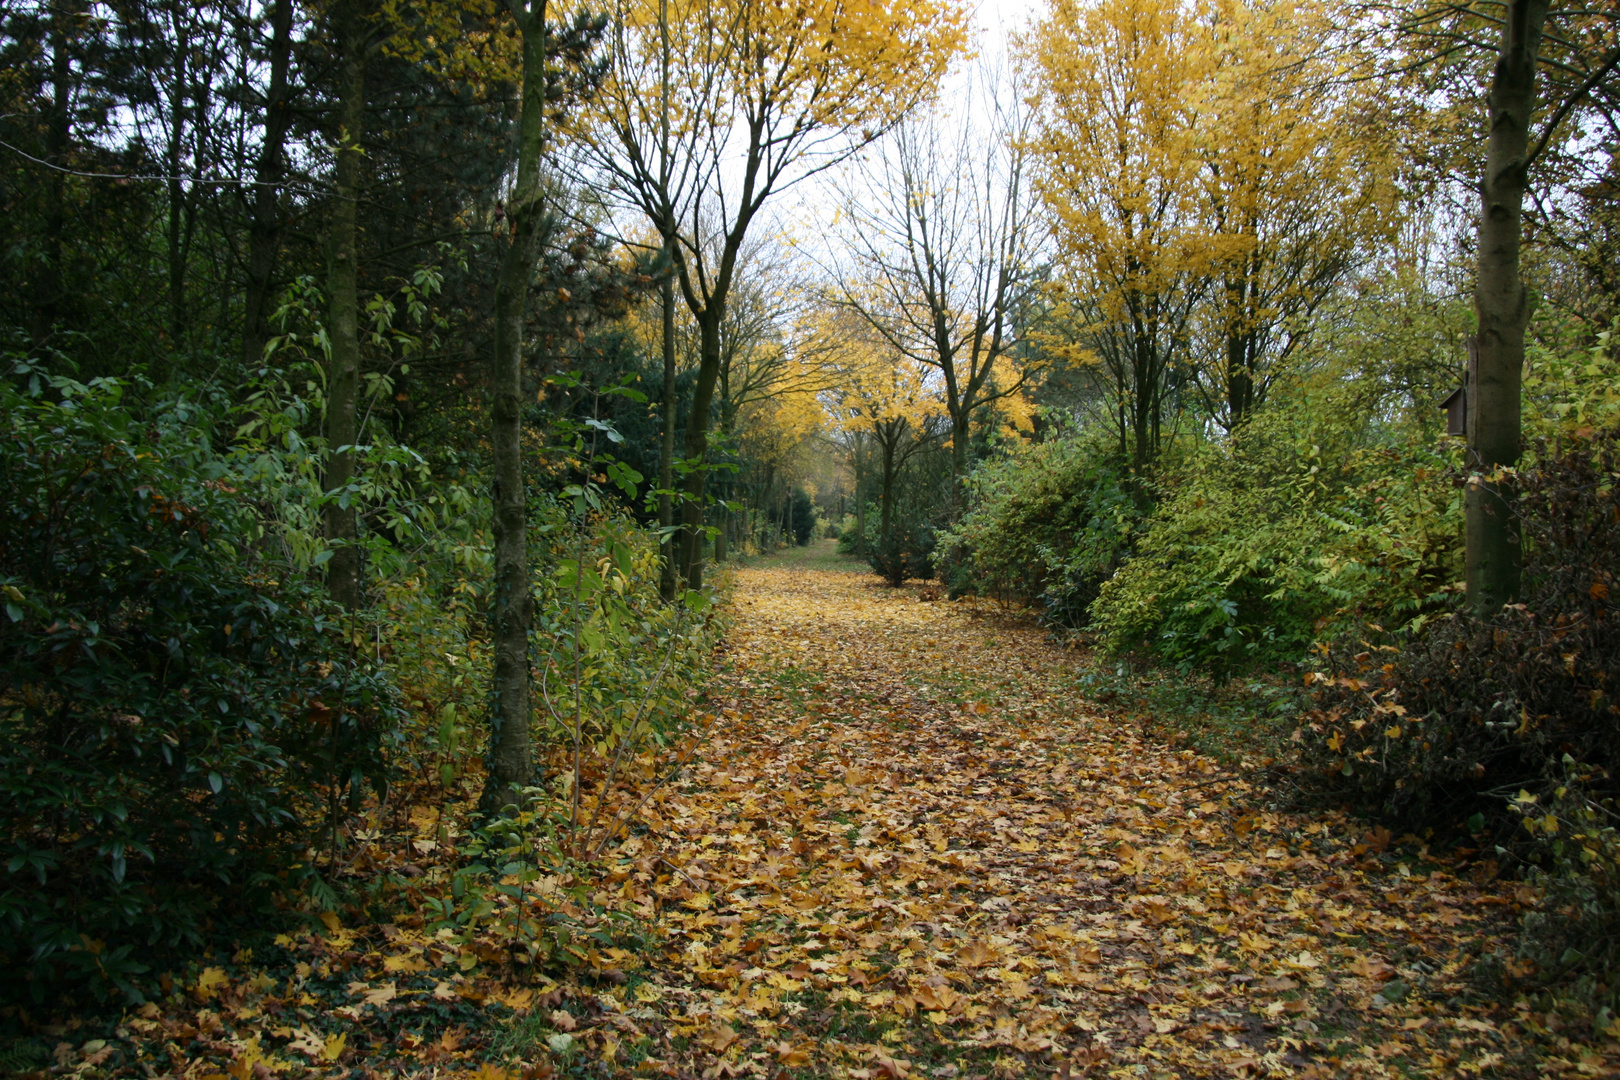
743, 538, 868, 574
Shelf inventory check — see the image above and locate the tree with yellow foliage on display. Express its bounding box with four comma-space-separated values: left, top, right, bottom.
811, 308, 946, 559
580, 0, 969, 589
1189, 0, 1402, 429
1025, 0, 1210, 481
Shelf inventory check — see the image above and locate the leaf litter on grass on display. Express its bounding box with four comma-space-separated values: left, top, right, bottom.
46, 559, 1618, 1079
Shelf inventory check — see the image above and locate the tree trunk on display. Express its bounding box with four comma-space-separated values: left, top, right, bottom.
854, 463, 866, 556
242, 0, 294, 370
1468, 0, 1546, 616
33, 1, 77, 347
658, 265, 677, 600
677, 305, 724, 591
323, 6, 366, 611
166, 22, 189, 345
481, 0, 549, 814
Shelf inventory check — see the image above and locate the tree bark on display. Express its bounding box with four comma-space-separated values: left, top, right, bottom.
242, 0, 294, 370
323, 4, 366, 611
1468, 0, 1547, 616
33, 1, 78, 348
676, 305, 725, 591
658, 265, 677, 600
165, 17, 189, 345
481, 0, 549, 814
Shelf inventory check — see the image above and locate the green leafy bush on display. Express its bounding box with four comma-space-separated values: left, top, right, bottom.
940, 431, 1137, 626
0, 369, 400, 1001
1298, 425, 1620, 820
1297, 425, 1620, 994
1091, 384, 1462, 670
868, 514, 936, 587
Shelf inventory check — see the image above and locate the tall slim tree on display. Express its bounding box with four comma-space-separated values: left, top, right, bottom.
482, 0, 610, 814
323, 0, 369, 612
585, 0, 968, 590
827, 67, 1042, 501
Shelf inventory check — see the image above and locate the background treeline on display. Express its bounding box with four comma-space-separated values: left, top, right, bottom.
897, 0, 1620, 1006
0, 0, 963, 1002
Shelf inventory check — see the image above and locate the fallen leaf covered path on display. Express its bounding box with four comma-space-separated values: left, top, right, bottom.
79, 547, 1605, 1080
619, 548, 1597, 1078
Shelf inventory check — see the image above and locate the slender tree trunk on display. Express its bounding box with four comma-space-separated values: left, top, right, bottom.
658, 266, 677, 600
323, 5, 366, 612
654, 0, 677, 601
854, 462, 866, 556
677, 307, 724, 591
166, 24, 188, 345
1467, 0, 1546, 615
481, 0, 549, 814
242, 0, 294, 370
34, 2, 77, 347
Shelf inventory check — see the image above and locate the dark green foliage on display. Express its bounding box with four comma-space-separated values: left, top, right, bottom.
939, 431, 1137, 627
0, 368, 400, 1001
790, 488, 815, 546
868, 515, 936, 587
1296, 426, 1620, 994
1298, 426, 1620, 821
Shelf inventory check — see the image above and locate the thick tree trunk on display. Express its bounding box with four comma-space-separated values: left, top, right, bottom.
323, 7, 366, 611
481, 1, 549, 814
242, 0, 294, 370
1468, 0, 1546, 616
658, 267, 677, 601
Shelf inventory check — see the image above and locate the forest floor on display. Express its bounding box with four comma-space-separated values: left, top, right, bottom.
49, 542, 1616, 1079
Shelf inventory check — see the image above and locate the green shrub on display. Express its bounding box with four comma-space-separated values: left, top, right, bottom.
940, 431, 1138, 626
1297, 425, 1620, 995
1299, 425, 1620, 820
0, 369, 400, 1001
868, 514, 936, 587
1091, 384, 1462, 671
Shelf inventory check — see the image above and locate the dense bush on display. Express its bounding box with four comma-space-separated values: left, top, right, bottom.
938, 431, 1137, 626
1297, 426, 1620, 990
1299, 425, 1620, 817
868, 513, 936, 587
0, 370, 400, 1001
1091, 383, 1463, 671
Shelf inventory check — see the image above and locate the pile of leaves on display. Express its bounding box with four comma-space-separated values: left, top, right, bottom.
8, 548, 1620, 1077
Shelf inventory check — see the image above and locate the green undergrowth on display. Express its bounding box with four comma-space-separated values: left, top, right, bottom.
1072, 651, 1306, 766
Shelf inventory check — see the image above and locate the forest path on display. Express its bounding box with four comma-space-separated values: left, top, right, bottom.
627, 546, 1574, 1078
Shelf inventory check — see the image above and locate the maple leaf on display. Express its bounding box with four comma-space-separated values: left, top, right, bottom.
700, 1023, 739, 1053
195, 967, 229, 1000
957, 940, 999, 968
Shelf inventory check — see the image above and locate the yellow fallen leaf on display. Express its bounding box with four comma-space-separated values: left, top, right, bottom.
701, 1023, 738, 1053
321, 1032, 346, 1063
317, 911, 341, 934
195, 967, 229, 1000
383, 952, 428, 973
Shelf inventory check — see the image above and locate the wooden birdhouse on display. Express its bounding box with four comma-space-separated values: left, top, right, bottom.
1439, 335, 1478, 439
1439, 384, 1466, 436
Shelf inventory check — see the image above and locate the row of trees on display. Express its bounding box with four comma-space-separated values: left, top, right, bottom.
806, 0, 1618, 620
1, 0, 973, 811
